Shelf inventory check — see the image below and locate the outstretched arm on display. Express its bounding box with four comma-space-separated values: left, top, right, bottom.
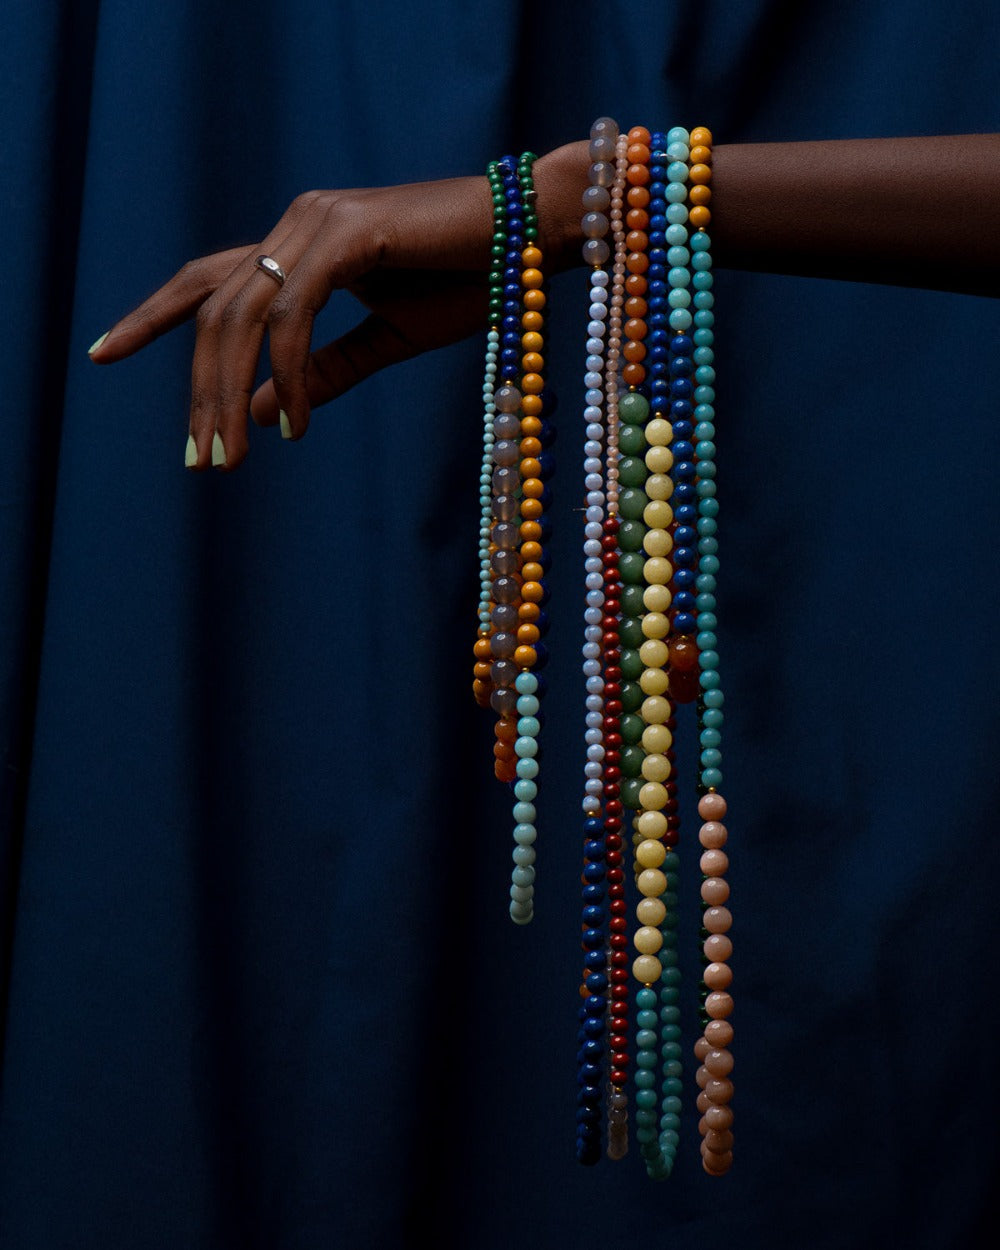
89, 133, 1000, 470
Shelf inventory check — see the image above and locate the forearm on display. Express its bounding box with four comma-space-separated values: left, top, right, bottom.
535, 135, 1000, 297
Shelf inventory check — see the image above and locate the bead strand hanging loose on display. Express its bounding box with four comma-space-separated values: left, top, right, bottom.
627, 123, 682, 1179
507, 152, 549, 926
683, 127, 736, 1176
601, 130, 632, 1162
476, 121, 734, 1177
471, 160, 508, 713
576, 117, 619, 1165
473, 154, 550, 926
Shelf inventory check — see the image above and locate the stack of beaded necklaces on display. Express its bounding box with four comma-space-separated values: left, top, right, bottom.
474, 123, 733, 1178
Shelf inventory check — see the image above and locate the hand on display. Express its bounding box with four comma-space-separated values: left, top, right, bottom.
89, 178, 494, 470
87, 145, 591, 471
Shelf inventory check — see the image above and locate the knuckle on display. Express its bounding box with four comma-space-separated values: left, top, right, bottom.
270, 359, 303, 392
189, 387, 213, 415
195, 301, 221, 334
219, 384, 252, 409
177, 257, 202, 281
292, 189, 325, 213
268, 295, 317, 331
219, 296, 248, 331
322, 195, 359, 234
266, 295, 293, 327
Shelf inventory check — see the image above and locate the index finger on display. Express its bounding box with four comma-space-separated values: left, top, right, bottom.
88, 246, 251, 363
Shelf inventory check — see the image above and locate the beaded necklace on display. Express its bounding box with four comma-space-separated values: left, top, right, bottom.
683, 128, 736, 1176
474, 154, 549, 925
477, 122, 734, 1177
601, 135, 632, 1152
577, 112, 617, 1165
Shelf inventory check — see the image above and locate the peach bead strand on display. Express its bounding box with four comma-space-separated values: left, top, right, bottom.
695, 789, 734, 1175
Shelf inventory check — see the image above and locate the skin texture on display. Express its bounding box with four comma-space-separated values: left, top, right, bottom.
89, 134, 1000, 471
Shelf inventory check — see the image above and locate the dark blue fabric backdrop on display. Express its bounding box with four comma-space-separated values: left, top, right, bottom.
2, 1, 998, 1246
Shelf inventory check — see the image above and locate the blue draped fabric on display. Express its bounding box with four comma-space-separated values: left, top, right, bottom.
2, 1, 998, 1245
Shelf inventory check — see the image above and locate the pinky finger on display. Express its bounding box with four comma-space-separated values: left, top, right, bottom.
250, 275, 487, 428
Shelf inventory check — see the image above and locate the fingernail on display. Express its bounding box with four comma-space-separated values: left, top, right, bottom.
88, 332, 109, 356
184, 435, 198, 468
211, 432, 227, 467
279, 410, 293, 440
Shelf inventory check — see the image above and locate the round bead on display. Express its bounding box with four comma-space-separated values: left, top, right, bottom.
704, 963, 733, 991
635, 838, 666, 868
704, 933, 732, 962
639, 781, 667, 811
701, 877, 730, 905
619, 391, 650, 424
637, 868, 667, 898
634, 926, 663, 955
639, 638, 668, 667
646, 474, 673, 501
583, 238, 611, 265
633, 954, 662, 984
494, 385, 522, 413
636, 810, 668, 839
704, 906, 732, 934
645, 445, 674, 474
700, 844, 729, 875
640, 754, 671, 783
705, 992, 734, 1020
640, 611, 670, 639
643, 556, 673, 586
643, 500, 673, 529
704, 1104, 733, 1132
642, 583, 672, 612
705, 1019, 733, 1048
638, 668, 668, 696
581, 212, 610, 239
641, 723, 672, 754
705, 1075, 733, 1104
636, 896, 666, 926
640, 695, 670, 724
643, 528, 673, 557
698, 792, 727, 820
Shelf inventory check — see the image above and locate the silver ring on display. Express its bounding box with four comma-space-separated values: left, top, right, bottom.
255, 254, 286, 286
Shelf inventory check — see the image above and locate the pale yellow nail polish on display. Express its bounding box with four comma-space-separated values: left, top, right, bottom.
88, 332, 109, 356
184, 435, 198, 468
279, 410, 293, 440
211, 432, 226, 467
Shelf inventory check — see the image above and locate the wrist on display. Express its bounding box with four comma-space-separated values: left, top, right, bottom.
533, 140, 591, 272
